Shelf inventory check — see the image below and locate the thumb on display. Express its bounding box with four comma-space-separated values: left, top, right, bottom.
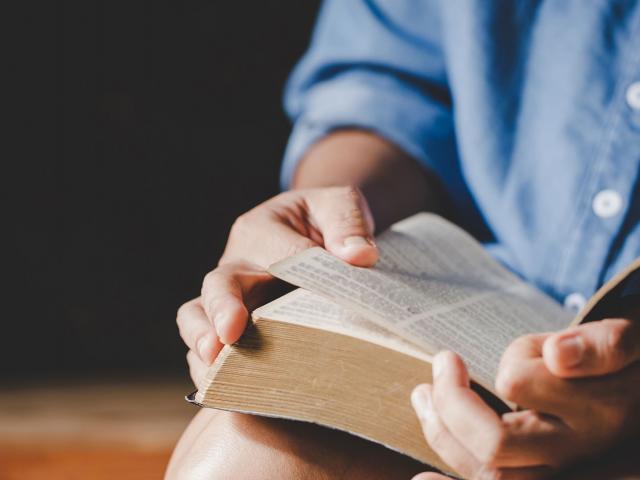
307, 186, 379, 267
542, 318, 640, 377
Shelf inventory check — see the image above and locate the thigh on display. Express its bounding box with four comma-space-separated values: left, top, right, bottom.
166, 409, 430, 480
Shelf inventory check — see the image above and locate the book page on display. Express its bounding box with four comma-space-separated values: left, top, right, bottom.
269, 213, 572, 387
254, 289, 429, 361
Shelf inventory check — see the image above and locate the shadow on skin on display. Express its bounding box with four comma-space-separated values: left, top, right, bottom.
166, 408, 431, 480
557, 433, 640, 480
167, 409, 640, 479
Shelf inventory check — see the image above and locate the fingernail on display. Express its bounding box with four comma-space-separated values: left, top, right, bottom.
343, 236, 373, 247
411, 386, 434, 422
197, 333, 212, 364
557, 334, 585, 367
432, 354, 445, 379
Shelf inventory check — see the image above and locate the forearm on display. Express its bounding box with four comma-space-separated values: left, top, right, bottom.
291, 130, 447, 231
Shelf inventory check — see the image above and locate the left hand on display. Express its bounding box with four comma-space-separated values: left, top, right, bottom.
411, 317, 640, 480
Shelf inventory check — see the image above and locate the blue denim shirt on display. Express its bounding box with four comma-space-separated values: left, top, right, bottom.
281, 0, 640, 310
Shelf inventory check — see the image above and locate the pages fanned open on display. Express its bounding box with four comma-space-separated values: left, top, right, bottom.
189, 213, 640, 475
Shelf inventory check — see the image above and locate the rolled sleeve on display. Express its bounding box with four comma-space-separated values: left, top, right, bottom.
281, 69, 456, 189
280, 0, 461, 194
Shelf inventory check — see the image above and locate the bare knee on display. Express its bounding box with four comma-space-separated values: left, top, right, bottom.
166, 409, 340, 480
166, 409, 426, 480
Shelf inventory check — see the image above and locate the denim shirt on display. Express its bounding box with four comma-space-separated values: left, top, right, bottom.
281, 0, 640, 310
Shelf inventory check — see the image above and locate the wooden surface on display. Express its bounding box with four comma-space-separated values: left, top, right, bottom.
0, 379, 195, 480
0, 379, 638, 480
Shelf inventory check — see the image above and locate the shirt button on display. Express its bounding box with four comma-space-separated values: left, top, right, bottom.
626, 81, 640, 110
564, 292, 586, 313
592, 189, 623, 218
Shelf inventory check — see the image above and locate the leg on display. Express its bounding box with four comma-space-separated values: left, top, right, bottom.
166, 409, 429, 480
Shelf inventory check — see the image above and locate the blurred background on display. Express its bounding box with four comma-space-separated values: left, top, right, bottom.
3, 2, 319, 478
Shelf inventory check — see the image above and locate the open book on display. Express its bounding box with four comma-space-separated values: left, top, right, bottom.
188, 213, 640, 474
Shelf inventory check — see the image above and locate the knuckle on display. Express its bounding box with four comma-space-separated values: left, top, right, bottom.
176, 302, 189, 324
186, 350, 196, 367
203, 296, 223, 317
200, 271, 215, 299
229, 213, 250, 236
604, 321, 630, 364
498, 337, 526, 369
606, 321, 625, 349
201, 269, 227, 300
176, 300, 199, 336
512, 333, 537, 351
495, 365, 526, 402
265, 190, 298, 213
229, 208, 264, 240
509, 409, 542, 429
176, 315, 187, 338
426, 422, 447, 451
336, 206, 366, 229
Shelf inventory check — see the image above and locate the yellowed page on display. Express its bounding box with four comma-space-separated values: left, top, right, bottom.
269, 213, 571, 386
254, 288, 430, 362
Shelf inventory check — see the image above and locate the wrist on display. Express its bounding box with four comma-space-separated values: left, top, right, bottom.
291, 129, 447, 230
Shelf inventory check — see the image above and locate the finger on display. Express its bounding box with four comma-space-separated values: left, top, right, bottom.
542, 318, 640, 378
307, 186, 379, 266
223, 210, 320, 268
201, 262, 272, 344
415, 383, 564, 475
497, 410, 571, 467
497, 334, 640, 418
411, 384, 482, 479
496, 335, 578, 415
411, 473, 450, 480
187, 350, 209, 389
430, 352, 507, 465
176, 298, 223, 365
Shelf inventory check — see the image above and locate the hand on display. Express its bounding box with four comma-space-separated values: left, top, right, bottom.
176, 186, 379, 388
410, 317, 640, 480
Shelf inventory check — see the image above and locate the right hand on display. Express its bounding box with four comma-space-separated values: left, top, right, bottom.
176, 186, 379, 388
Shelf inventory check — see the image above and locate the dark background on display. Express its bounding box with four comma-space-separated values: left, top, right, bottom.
5, 2, 320, 380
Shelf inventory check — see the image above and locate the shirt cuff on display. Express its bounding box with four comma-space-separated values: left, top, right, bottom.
280, 71, 457, 190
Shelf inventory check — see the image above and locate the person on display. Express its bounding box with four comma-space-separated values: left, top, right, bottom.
167, 1, 640, 478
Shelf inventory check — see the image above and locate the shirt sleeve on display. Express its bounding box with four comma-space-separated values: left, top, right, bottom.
281, 0, 458, 192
